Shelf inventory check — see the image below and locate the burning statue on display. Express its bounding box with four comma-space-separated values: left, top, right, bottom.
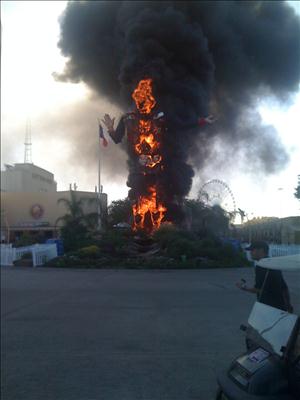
102, 78, 215, 233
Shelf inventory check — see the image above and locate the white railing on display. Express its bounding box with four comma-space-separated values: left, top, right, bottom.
15, 245, 37, 260
1, 244, 15, 266
269, 244, 300, 257
32, 244, 58, 267
1, 244, 58, 267
243, 243, 300, 260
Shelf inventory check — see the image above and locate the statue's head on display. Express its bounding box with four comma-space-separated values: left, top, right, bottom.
132, 79, 156, 114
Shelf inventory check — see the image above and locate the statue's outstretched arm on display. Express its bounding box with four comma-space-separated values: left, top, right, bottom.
102, 113, 125, 144
101, 114, 115, 133
198, 115, 217, 126
177, 114, 217, 130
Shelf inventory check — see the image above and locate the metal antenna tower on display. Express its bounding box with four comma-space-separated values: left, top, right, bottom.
24, 118, 33, 163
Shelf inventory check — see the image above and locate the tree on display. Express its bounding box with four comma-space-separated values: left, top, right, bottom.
184, 199, 208, 231
294, 175, 300, 201
107, 198, 132, 227
56, 191, 98, 251
184, 199, 229, 235
208, 204, 230, 235
237, 208, 246, 224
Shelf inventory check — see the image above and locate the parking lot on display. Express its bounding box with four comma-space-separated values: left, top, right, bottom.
1, 266, 299, 400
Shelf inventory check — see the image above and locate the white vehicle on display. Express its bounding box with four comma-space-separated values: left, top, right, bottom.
216, 254, 300, 400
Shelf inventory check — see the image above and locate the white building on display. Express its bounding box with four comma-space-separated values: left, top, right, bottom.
1, 163, 57, 193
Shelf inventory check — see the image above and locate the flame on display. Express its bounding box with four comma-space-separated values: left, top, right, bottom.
132, 79, 156, 114
135, 131, 159, 155
131, 78, 166, 232
133, 187, 167, 231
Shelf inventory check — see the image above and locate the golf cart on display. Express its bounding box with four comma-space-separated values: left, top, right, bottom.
216, 254, 300, 400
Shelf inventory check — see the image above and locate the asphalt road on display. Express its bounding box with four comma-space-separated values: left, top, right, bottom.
1, 266, 299, 400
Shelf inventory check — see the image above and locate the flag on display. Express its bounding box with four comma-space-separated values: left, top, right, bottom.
99, 123, 108, 147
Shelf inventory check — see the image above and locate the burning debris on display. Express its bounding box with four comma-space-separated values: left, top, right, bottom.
56, 1, 300, 229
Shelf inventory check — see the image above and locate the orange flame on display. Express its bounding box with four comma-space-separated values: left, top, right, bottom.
131, 78, 166, 232
132, 79, 156, 114
133, 187, 167, 231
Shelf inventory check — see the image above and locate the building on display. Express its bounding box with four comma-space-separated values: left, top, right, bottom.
1, 163, 57, 192
236, 216, 300, 244
1, 190, 107, 243
0, 163, 107, 243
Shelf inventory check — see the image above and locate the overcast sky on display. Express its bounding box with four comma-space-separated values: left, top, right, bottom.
1, 1, 300, 219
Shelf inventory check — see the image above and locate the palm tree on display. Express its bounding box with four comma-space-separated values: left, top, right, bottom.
56, 191, 98, 251
238, 208, 246, 224
57, 191, 83, 221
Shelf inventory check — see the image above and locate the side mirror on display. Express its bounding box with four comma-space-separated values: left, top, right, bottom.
240, 324, 247, 332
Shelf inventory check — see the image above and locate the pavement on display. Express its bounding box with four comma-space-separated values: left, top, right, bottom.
1, 266, 299, 400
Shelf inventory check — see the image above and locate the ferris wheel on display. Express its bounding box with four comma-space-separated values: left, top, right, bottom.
197, 179, 237, 216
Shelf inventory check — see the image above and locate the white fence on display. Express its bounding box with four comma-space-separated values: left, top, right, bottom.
0, 244, 15, 266
1, 244, 57, 267
243, 243, 300, 260
269, 244, 300, 257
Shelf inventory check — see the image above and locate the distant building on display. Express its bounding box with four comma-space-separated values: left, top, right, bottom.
1, 163, 57, 193
0, 163, 107, 243
1, 190, 107, 243
236, 216, 300, 245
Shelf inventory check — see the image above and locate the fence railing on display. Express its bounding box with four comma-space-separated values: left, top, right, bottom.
1, 244, 58, 267
269, 244, 300, 257
243, 243, 300, 260
32, 244, 58, 267
0, 244, 15, 266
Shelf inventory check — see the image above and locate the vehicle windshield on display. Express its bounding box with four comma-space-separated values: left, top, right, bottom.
247, 302, 299, 357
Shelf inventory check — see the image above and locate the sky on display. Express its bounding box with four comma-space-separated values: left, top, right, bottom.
1, 0, 300, 220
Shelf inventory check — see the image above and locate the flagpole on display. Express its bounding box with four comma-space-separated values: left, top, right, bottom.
97, 119, 102, 231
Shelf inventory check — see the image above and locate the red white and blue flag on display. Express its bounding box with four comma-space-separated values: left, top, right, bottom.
98, 123, 108, 147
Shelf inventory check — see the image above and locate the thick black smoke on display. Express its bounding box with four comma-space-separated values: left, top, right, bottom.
56, 0, 300, 214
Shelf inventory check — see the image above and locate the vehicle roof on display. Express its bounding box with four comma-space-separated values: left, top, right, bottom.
258, 254, 300, 272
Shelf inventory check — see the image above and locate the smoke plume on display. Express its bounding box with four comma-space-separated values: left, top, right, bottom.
56, 0, 300, 205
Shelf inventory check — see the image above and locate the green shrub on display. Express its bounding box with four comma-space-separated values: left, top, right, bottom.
167, 238, 198, 259
21, 252, 32, 260
193, 244, 215, 259
15, 233, 36, 248
60, 222, 90, 251
98, 229, 133, 254
153, 225, 196, 249
77, 245, 101, 259
217, 244, 237, 260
